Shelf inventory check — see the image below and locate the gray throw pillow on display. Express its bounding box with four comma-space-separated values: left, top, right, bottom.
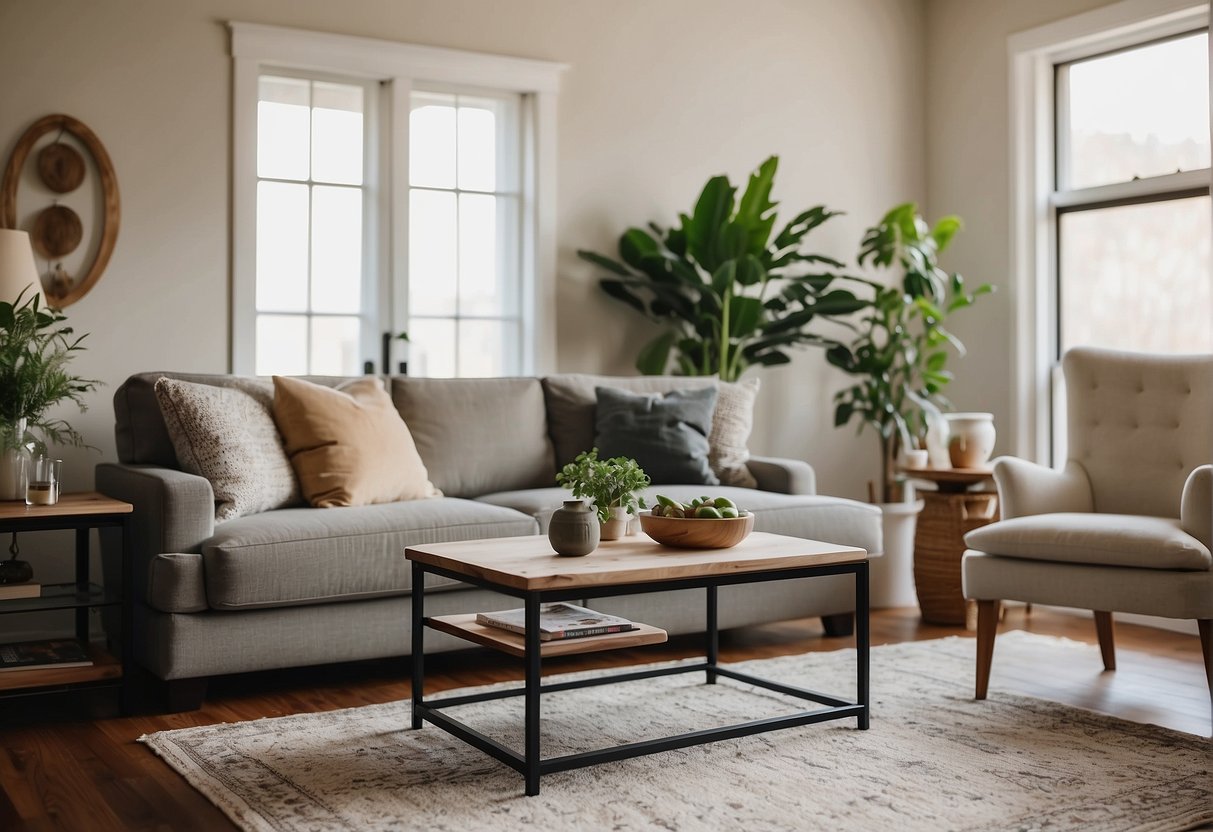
594, 386, 720, 485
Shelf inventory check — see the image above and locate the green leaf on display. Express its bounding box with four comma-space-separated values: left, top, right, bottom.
812, 290, 867, 316
710, 260, 736, 297
734, 254, 766, 287
727, 296, 763, 338
925, 351, 948, 372
834, 401, 855, 427
825, 344, 854, 371
636, 330, 677, 375
619, 228, 661, 269
929, 215, 962, 251
735, 156, 779, 254
684, 175, 736, 271
751, 350, 792, 367
577, 249, 631, 277
600, 280, 647, 314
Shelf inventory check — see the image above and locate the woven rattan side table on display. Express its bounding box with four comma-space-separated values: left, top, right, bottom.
903, 467, 998, 627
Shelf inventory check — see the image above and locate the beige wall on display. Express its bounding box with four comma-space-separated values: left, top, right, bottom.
0, 0, 927, 506
923, 0, 1122, 454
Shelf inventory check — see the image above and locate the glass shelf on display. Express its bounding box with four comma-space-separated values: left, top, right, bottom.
0, 583, 119, 615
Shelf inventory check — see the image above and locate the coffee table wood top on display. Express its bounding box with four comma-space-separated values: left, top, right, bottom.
406, 532, 866, 592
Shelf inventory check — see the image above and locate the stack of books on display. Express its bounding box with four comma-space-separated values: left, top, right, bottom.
476, 602, 636, 641
0, 639, 93, 672
0, 582, 40, 601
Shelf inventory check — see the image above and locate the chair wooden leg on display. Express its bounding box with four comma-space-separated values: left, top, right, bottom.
975, 600, 1000, 700
1094, 611, 1116, 671
1198, 620, 1212, 701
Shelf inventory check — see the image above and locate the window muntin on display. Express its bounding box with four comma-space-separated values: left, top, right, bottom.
1060, 32, 1210, 190
255, 74, 368, 377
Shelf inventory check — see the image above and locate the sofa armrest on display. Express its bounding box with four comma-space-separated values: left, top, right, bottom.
993, 456, 1093, 519
746, 456, 817, 495
1181, 464, 1212, 550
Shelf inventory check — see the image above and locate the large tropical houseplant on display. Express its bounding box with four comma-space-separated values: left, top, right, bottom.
0, 287, 96, 498
578, 156, 866, 381
827, 203, 992, 503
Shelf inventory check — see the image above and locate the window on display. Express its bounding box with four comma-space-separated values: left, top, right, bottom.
1008, 3, 1210, 462
1055, 32, 1211, 356
230, 24, 564, 379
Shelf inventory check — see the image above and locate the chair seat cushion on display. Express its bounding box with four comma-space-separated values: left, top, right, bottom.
201, 498, 538, 610
964, 513, 1211, 571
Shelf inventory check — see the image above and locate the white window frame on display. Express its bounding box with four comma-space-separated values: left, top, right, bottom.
1007, 0, 1209, 463
229, 22, 566, 376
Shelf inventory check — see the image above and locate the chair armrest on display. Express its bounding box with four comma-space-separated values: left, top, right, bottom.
993, 456, 1093, 519
746, 456, 817, 495
1181, 464, 1212, 550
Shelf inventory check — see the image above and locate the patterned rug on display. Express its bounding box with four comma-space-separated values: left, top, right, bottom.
140, 633, 1212, 832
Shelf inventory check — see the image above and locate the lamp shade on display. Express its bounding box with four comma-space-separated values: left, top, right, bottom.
0, 229, 40, 305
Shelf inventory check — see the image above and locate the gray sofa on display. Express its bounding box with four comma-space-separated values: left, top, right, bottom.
97, 371, 882, 709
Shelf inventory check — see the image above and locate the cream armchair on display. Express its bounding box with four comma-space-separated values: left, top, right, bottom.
961, 347, 1212, 709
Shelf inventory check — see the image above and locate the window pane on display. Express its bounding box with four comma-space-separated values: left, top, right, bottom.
458, 319, 518, 377
407, 318, 456, 377
458, 105, 496, 192
458, 194, 519, 317
256, 315, 308, 376
409, 189, 458, 316
311, 185, 362, 314
1064, 33, 1210, 189
311, 82, 364, 185
1059, 196, 1213, 353
410, 94, 457, 189
258, 77, 310, 181
256, 181, 309, 312
310, 316, 361, 375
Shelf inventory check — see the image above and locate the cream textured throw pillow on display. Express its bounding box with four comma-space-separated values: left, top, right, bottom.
154, 378, 301, 522
272, 376, 441, 507
709, 377, 760, 488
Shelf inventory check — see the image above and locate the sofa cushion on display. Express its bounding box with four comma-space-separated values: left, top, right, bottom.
114, 372, 351, 466
712, 378, 760, 488
594, 386, 719, 485
154, 378, 301, 521
273, 376, 440, 507
477, 486, 882, 555
201, 498, 538, 610
391, 377, 555, 498
964, 513, 1211, 571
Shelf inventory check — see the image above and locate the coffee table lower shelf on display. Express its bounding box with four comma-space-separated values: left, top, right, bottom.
427, 614, 667, 658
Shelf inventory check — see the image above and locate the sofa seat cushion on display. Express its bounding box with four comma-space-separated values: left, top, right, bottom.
477, 486, 882, 555
201, 498, 538, 610
964, 513, 1211, 571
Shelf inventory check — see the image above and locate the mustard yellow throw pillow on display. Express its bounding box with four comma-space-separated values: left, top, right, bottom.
272, 376, 441, 507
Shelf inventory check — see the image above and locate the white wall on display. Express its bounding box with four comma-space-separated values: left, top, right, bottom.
0, 0, 928, 508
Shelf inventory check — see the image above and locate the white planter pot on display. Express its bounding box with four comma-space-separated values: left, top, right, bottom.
870, 500, 923, 609
600, 506, 630, 541
944, 412, 997, 468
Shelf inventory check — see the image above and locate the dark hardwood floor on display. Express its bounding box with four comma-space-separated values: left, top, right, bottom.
1, 606, 1208, 831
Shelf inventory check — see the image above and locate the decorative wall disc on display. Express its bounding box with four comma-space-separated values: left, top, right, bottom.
1, 114, 120, 308
31, 205, 83, 259
36, 143, 86, 193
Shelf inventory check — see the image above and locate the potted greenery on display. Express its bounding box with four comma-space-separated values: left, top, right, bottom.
0, 287, 97, 499
555, 449, 650, 540
824, 203, 991, 607
578, 156, 866, 380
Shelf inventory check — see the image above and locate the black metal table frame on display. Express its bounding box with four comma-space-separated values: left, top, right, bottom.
410, 556, 869, 796
0, 506, 134, 712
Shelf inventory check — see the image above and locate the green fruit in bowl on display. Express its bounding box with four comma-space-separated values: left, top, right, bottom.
694, 505, 723, 519
719, 506, 739, 518
713, 497, 736, 510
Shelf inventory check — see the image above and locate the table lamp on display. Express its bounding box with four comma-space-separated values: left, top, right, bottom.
0, 229, 40, 305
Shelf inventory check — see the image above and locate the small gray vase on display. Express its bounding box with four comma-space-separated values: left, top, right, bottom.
548, 500, 600, 556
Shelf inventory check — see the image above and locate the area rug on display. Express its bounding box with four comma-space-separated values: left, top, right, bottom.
140, 632, 1212, 832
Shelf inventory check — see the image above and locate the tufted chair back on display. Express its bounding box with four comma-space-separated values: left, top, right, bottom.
1064, 347, 1213, 518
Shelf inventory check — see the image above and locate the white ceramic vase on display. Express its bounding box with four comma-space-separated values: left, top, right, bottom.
600, 506, 630, 541
869, 501, 924, 609
944, 412, 996, 468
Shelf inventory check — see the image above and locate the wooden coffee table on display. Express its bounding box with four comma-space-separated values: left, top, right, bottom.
406, 532, 870, 796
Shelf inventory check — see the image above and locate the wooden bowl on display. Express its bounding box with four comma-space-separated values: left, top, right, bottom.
638, 510, 755, 549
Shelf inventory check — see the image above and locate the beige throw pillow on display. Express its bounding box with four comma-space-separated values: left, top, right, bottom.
272, 376, 440, 507
154, 378, 301, 522
710, 377, 760, 488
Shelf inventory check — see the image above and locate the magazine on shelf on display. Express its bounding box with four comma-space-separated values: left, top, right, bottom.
0, 582, 40, 601
0, 639, 93, 672
476, 603, 637, 641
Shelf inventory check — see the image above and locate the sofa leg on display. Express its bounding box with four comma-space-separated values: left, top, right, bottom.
1094, 611, 1116, 671
1199, 620, 1212, 701
164, 678, 208, 713
975, 600, 1000, 700
821, 612, 854, 638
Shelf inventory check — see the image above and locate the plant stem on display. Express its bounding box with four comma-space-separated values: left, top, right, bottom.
720, 287, 731, 382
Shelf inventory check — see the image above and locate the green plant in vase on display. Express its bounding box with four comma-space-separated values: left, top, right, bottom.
556, 449, 650, 540
827, 203, 992, 504
577, 156, 866, 381
0, 287, 98, 499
